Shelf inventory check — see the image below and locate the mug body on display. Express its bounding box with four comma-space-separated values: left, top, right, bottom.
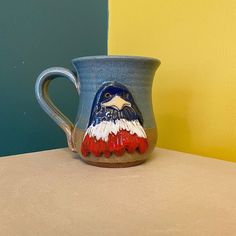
72, 56, 160, 167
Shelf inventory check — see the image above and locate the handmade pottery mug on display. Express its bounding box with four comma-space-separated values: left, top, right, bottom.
35, 55, 161, 167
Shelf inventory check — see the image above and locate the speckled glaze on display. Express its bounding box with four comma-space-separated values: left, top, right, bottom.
35, 55, 161, 167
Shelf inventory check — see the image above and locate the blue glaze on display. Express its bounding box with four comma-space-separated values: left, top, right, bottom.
72, 56, 160, 129
88, 81, 143, 126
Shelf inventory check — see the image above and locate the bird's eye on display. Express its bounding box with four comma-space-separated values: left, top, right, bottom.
104, 92, 111, 98
125, 93, 129, 99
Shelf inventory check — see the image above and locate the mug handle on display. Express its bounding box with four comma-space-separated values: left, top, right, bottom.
35, 67, 79, 152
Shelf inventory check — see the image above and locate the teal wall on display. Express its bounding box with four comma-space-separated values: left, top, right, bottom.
0, 0, 108, 156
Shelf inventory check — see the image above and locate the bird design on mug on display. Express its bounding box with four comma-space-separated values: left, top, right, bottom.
81, 82, 148, 158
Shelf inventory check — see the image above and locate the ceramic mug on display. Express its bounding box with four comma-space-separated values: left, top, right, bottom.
35, 56, 161, 167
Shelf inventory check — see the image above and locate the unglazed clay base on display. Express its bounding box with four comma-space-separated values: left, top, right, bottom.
81, 159, 146, 168
73, 128, 157, 167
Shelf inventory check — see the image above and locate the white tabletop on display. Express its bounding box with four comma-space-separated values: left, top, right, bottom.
0, 148, 236, 236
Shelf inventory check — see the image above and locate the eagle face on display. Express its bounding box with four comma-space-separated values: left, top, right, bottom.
81, 82, 148, 157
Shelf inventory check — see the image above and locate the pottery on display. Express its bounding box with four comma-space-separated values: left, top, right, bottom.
35, 55, 161, 167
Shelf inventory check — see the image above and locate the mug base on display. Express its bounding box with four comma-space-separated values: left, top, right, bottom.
80, 158, 146, 168
73, 127, 157, 168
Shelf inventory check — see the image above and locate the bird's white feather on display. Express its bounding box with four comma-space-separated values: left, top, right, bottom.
84, 119, 147, 142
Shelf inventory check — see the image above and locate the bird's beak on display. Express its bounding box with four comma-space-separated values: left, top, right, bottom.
102, 95, 131, 110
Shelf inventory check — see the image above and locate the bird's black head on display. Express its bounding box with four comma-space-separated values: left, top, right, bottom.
88, 82, 143, 126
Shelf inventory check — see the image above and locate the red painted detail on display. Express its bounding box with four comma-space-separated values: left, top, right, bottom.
81, 130, 148, 157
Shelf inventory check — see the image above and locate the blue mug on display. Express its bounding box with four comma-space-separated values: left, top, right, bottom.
35, 56, 161, 167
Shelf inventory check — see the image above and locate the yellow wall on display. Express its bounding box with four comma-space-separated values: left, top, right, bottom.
108, 0, 236, 162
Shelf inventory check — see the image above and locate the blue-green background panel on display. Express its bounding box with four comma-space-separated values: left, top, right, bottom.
0, 0, 108, 156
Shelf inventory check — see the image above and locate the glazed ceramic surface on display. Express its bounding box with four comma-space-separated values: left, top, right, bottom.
35, 56, 161, 167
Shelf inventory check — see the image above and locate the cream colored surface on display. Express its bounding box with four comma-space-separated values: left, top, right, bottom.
0, 148, 236, 236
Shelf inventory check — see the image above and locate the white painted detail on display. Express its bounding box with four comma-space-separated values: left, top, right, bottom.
101, 95, 131, 110
84, 119, 147, 142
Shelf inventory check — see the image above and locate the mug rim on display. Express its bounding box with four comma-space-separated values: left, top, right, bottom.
72, 55, 161, 64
